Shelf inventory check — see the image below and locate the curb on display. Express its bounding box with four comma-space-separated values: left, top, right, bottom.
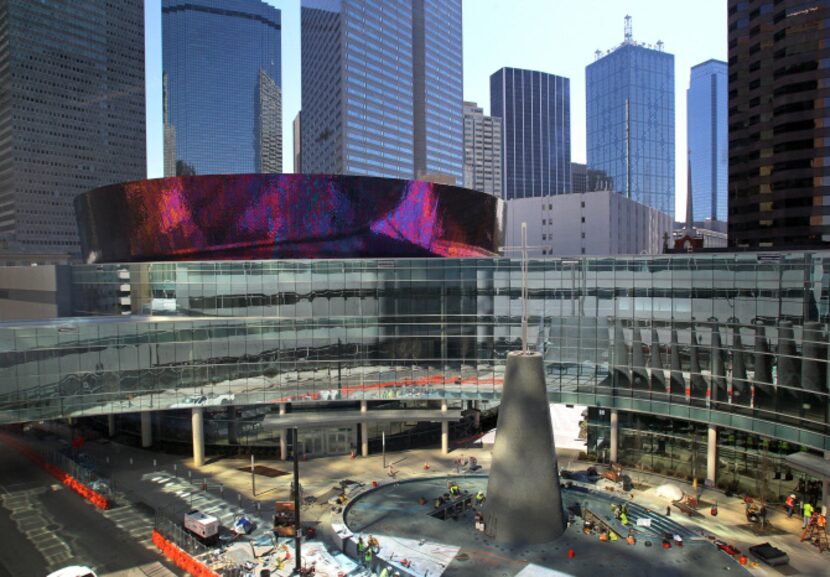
0, 432, 111, 510
151, 530, 219, 577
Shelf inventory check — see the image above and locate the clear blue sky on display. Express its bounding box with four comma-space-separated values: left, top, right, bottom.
145, 0, 727, 220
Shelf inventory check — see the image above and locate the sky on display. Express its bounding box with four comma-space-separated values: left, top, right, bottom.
144, 0, 727, 221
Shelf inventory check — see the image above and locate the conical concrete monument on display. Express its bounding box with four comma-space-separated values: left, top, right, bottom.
482, 350, 566, 544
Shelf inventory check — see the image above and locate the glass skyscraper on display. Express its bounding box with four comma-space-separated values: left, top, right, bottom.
687, 60, 727, 223
586, 41, 675, 216
0, 0, 146, 256
301, 0, 462, 182
490, 68, 571, 200
162, 0, 282, 176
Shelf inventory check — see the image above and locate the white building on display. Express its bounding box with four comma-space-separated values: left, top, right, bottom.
506, 190, 673, 256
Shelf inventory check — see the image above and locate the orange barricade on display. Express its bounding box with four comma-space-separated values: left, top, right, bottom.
0, 432, 111, 510
152, 530, 219, 577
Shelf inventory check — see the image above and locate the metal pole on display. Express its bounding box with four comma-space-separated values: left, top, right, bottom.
382, 431, 386, 468
293, 427, 301, 574
251, 454, 256, 497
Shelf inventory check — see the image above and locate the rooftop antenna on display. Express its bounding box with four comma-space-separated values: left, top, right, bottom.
594, 49, 602, 61
624, 14, 633, 44
656, 40, 664, 51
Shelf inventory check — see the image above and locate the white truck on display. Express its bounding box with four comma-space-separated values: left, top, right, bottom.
183, 510, 220, 544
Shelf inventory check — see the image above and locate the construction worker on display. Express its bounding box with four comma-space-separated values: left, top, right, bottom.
785, 494, 797, 518
434, 495, 445, 508
449, 482, 461, 497
803, 502, 815, 529
475, 490, 486, 507
363, 547, 373, 568
620, 510, 629, 526
379, 566, 390, 577
357, 536, 365, 557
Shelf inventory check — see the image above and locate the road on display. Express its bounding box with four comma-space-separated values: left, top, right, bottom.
0, 442, 180, 577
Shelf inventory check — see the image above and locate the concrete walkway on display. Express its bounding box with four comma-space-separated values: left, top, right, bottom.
15, 426, 830, 577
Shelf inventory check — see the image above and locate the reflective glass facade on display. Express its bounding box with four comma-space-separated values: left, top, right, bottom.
490, 68, 571, 200
300, 0, 462, 181
414, 0, 463, 183
0, 0, 145, 255
2, 253, 830, 456
587, 44, 675, 215
162, 0, 282, 176
687, 60, 728, 222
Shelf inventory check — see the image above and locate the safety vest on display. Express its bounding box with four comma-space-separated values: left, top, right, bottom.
818, 514, 826, 528
804, 504, 814, 517
364, 550, 373, 562
785, 496, 795, 507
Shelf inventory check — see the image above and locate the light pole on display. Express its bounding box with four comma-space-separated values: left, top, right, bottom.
292, 427, 302, 574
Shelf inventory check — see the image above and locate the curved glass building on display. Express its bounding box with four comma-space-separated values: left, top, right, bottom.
1, 176, 829, 510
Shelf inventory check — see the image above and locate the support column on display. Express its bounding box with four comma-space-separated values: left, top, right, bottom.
441, 400, 449, 455
823, 451, 830, 516
107, 414, 116, 437
140, 411, 152, 448
227, 406, 239, 446
192, 407, 204, 468
609, 409, 619, 464
706, 425, 717, 487
360, 400, 369, 457
279, 403, 288, 461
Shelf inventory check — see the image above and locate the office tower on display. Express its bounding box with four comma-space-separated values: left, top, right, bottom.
571, 163, 614, 194
490, 68, 571, 200
687, 60, 728, 224
728, 0, 830, 247
586, 16, 674, 215
0, 0, 145, 256
293, 112, 302, 173
301, 0, 463, 182
163, 0, 282, 176
463, 101, 502, 196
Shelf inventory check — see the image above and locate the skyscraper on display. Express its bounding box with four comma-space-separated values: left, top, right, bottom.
163, 0, 282, 176
0, 0, 146, 256
490, 68, 571, 200
300, 0, 462, 182
463, 101, 502, 197
687, 60, 728, 224
728, 0, 830, 247
586, 17, 674, 215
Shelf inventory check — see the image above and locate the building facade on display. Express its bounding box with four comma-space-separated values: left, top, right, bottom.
490, 68, 571, 200
505, 190, 672, 256
586, 31, 675, 215
0, 0, 146, 256
162, 0, 282, 176
688, 60, 728, 223
463, 101, 502, 197
728, 0, 830, 247
300, 0, 462, 182
571, 163, 614, 194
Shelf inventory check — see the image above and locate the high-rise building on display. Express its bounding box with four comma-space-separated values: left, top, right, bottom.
586, 17, 674, 215
300, 0, 462, 182
293, 112, 302, 174
463, 101, 502, 196
0, 0, 146, 256
162, 0, 282, 176
688, 60, 728, 223
728, 0, 830, 247
490, 68, 571, 200
570, 163, 614, 194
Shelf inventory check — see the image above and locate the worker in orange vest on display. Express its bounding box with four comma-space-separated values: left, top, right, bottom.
785, 494, 797, 518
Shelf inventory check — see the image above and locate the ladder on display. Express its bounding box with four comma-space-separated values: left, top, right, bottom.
800, 514, 828, 553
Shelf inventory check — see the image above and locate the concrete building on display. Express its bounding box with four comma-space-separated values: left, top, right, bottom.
463, 101, 502, 197
162, 0, 282, 176
490, 68, 571, 199
728, 0, 830, 247
688, 60, 728, 224
506, 190, 672, 257
300, 0, 463, 183
586, 16, 674, 215
0, 0, 146, 256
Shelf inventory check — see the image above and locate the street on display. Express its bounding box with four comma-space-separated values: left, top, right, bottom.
0, 441, 180, 577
